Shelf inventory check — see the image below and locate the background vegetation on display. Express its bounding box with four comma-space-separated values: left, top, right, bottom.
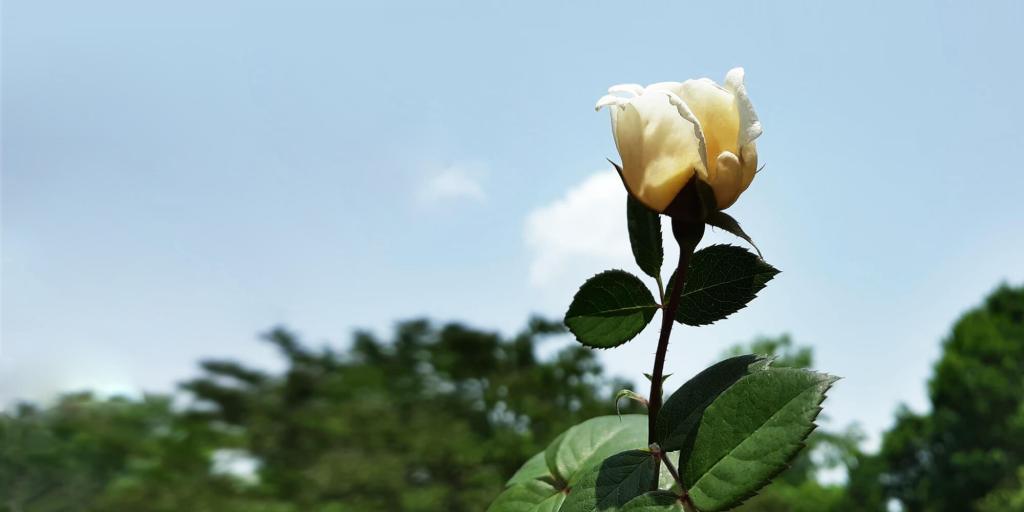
2, 284, 1021, 512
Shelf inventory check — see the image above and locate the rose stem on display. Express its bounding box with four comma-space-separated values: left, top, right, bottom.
647, 218, 704, 444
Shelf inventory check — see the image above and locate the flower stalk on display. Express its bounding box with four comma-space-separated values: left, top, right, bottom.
647, 218, 705, 444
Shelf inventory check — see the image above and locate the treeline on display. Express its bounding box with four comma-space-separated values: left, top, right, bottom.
1, 285, 1021, 511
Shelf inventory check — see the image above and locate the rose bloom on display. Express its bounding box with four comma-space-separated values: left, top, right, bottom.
596, 68, 762, 213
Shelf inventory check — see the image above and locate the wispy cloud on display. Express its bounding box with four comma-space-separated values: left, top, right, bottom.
524, 172, 640, 287
418, 165, 486, 204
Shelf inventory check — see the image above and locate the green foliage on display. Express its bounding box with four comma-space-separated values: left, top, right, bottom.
507, 452, 553, 487
722, 335, 868, 512
535, 493, 570, 512
487, 479, 561, 512
868, 284, 1024, 511
668, 245, 779, 327
977, 466, 1024, 512
730, 479, 845, 512
542, 194, 818, 512
565, 270, 659, 348
545, 415, 647, 485
681, 368, 836, 512
11, 277, 1024, 512
560, 450, 658, 512
0, 393, 251, 512
621, 491, 686, 511
655, 355, 768, 452
1, 317, 640, 512
627, 195, 664, 280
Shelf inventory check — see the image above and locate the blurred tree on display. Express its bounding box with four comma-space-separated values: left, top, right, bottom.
0, 393, 252, 512
976, 466, 1024, 512
869, 284, 1024, 511
4, 283, 1019, 511
180, 317, 635, 511
0, 317, 635, 511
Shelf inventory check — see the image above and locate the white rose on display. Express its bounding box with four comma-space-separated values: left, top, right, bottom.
596, 68, 762, 213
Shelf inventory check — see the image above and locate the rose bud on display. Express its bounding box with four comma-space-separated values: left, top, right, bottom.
596, 68, 762, 216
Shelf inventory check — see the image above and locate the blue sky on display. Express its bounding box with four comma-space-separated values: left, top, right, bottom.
3, 0, 1023, 447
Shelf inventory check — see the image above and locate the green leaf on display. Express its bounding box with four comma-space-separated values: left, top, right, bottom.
487, 479, 560, 512
681, 368, 838, 512
561, 450, 658, 512
534, 493, 567, 512
705, 211, 762, 258
507, 451, 553, 487
654, 355, 769, 452
627, 194, 664, 279
565, 270, 659, 348
621, 491, 686, 511
667, 245, 779, 326
544, 430, 569, 486
547, 414, 648, 485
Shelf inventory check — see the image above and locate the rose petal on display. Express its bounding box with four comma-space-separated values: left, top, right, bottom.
612, 91, 703, 212
595, 94, 629, 111
660, 90, 709, 178
607, 83, 645, 97
739, 143, 758, 192
724, 67, 763, 148
677, 78, 740, 182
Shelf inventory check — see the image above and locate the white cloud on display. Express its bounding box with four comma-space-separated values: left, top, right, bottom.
419, 165, 486, 204
524, 172, 638, 287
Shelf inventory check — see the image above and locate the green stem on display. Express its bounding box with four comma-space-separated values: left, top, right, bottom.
647, 218, 704, 444
659, 451, 697, 511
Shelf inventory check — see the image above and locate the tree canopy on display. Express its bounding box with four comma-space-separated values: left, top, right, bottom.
2, 283, 1021, 511
1, 318, 637, 511
864, 284, 1024, 511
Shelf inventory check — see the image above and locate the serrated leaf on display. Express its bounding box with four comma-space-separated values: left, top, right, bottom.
681, 368, 838, 512
561, 450, 658, 512
547, 415, 647, 485
507, 451, 552, 487
627, 194, 664, 279
621, 491, 686, 511
565, 270, 659, 348
488, 479, 560, 512
667, 245, 778, 326
654, 355, 769, 452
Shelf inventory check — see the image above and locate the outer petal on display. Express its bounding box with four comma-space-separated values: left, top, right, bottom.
724, 68, 762, 148
739, 142, 758, 192
610, 101, 643, 194
661, 90, 709, 177
644, 81, 683, 92
645, 81, 709, 176
712, 151, 743, 210
675, 79, 740, 183
611, 91, 703, 212
608, 83, 645, 96
595, 94, 629, 111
